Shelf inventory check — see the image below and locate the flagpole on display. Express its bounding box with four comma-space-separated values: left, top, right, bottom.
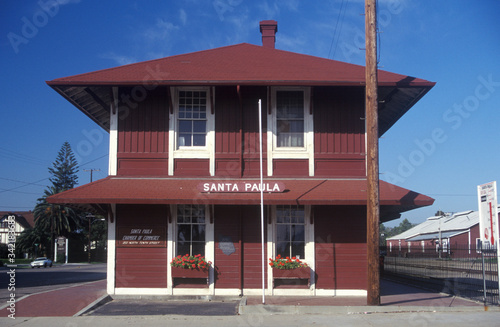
258, 99, 266, 305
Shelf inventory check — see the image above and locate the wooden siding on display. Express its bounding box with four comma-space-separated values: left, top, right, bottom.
314, 205, 367, 290
314, 86, 365, 177
214, 206, 242, 289
213, 205, 268, 289
115, 204, 168, 288
117, 87, 169, 176
174, 159, 210, 176
241, 206, 268, 289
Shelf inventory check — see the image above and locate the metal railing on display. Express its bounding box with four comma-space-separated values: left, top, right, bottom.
381, 245, 499, 305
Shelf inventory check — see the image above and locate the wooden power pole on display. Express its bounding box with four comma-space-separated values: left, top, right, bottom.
365, 0, 380, 306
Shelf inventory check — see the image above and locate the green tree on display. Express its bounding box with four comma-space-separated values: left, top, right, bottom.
15, 225, 51, 258
34, 186, 79, 237
48, 141, 79, 191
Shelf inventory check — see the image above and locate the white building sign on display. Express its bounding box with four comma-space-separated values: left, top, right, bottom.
477, 181, 498, 247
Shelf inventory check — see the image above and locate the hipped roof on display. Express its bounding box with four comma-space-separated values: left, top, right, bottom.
46, 43, 435, 135
47, 177, 434, 223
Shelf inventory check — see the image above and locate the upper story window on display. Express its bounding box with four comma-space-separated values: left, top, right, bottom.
276, 91, 304, 147
178, 91, 207, 147
168, 87, 215, 175
267, 87, 314, 176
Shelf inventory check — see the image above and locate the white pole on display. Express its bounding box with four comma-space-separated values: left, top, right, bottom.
258, 99, 266, 305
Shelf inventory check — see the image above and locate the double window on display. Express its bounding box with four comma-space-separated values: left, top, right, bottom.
176, 205, 206, 256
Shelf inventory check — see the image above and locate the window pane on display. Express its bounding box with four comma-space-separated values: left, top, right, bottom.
192, 242, 205, 256
193, 134, 206, 146
177, 243, 190, 257
276, 242, 290, 258
192, 224, 205, 242
179, 120, 192, 133
292, 242, 305, 259
276, 225, 290, 242
291, 224, 304, 242
193, 120, 206, 133
177, 225, 191, 243
178, 134, 191, 146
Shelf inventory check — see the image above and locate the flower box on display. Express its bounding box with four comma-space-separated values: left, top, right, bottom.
272, 267, 311, 288
272, 267, 311, 279
171, 267, 209, 279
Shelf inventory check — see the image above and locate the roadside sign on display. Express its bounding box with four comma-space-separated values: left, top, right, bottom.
477, 181, 500, 305
477, 181, 498, 247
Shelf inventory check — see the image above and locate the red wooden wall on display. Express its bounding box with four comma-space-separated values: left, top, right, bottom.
115, 204, 169, 288
117, 87, 169, 176
314, 205, 367, 290
115, 86, 365, 178
213, 205, 268, 289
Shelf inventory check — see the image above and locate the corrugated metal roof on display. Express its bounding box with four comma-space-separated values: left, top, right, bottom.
407, 230, 468, 242
387, 208, 500, 241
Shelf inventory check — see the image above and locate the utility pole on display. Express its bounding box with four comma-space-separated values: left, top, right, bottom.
83, 168, 100, 183
365, 0, 380, 306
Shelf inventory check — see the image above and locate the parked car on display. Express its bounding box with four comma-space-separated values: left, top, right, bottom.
30, 257, 53, 268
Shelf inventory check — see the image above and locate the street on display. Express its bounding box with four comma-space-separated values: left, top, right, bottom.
0, 263, 106, 303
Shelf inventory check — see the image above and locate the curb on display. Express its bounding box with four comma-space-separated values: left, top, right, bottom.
238, 304, 500, 315
74, 294, 113, 317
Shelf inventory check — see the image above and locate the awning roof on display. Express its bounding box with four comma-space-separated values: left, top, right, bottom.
47, 177, 434, 222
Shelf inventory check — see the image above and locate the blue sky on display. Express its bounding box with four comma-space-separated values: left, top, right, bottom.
1, 0, 499, 227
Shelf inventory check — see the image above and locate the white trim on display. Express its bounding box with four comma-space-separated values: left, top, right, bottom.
315, 289, 367, 296
108, 87, 119, 176
168, 86, 215, 176
167, 205, 174, 294
267, 87, 314, 176
214, 288, 242, 297
172, 288, 211, 296
106, 204, 116, 295
272, 288, 315, 296
168, 204, 214, 294
268, 205, 315, 295
116, 288, 366, 296
115, 288, 169, 295
206, 205, 215, 296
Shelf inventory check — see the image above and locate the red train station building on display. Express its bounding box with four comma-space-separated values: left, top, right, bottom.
48, 21, 434, 298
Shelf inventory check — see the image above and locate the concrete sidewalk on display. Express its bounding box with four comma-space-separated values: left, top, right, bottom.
1, 278, 497, 318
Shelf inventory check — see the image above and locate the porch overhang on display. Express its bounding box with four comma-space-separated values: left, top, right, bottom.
47, 177, 434, 223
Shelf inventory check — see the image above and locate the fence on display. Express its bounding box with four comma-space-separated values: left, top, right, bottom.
381, 245, 499, 305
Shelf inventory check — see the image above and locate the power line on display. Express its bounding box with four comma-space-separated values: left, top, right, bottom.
328, 0, 349, 59
0, 177, 49, 194
0, 177, 47, 187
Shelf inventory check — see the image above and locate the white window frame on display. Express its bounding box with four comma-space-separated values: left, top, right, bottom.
267, 205, 315, 292
167, 204, 215, 295
168, 86, 215, 176
267, 86, 314, 176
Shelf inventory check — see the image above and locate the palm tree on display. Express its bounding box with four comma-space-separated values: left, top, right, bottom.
33, 186, 80, 259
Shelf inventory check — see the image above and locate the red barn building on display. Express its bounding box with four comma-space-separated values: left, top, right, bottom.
47, 21, 434, 298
